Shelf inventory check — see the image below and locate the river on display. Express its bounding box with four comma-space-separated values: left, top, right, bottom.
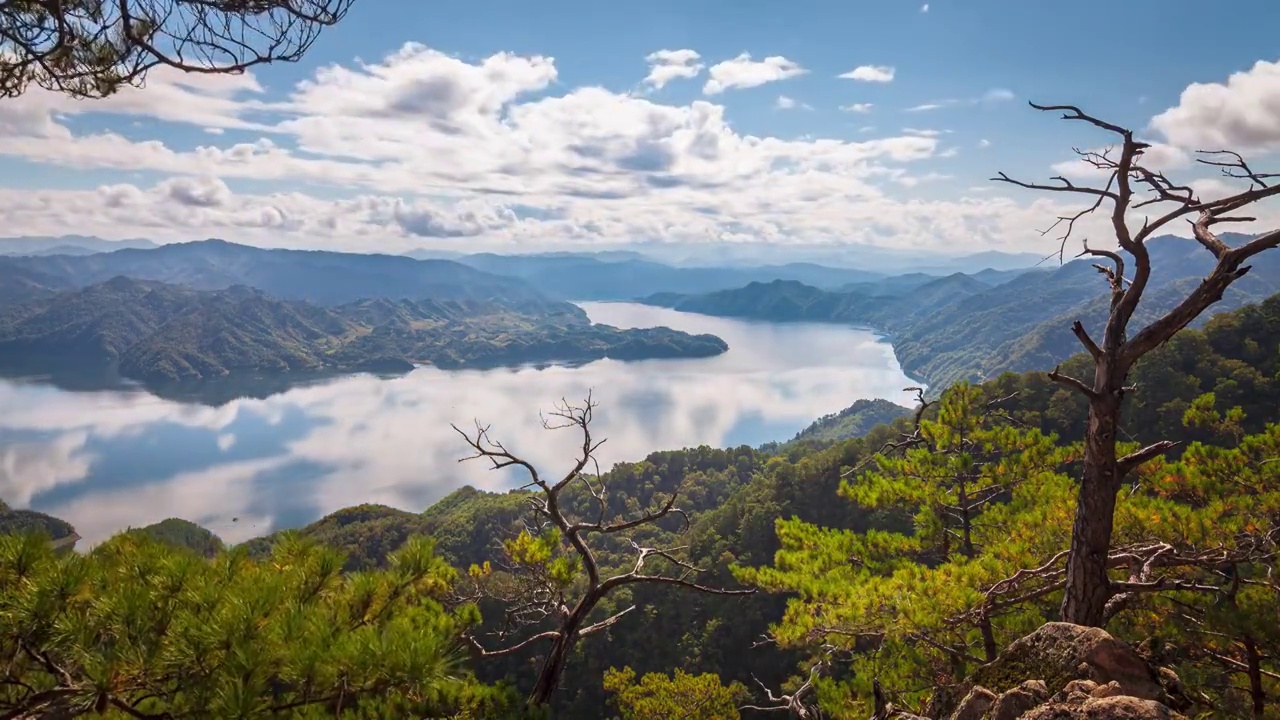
0, 302, 915, 545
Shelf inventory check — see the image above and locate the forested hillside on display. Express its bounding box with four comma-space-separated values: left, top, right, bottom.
642, 235, 1280, 391
8, 291, 1280, 718
0, 276, 728, 382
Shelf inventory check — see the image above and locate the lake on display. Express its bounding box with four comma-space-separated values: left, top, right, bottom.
0, 303, 916, 545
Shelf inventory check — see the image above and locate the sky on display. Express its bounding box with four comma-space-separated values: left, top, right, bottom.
2, 0, 1280, 259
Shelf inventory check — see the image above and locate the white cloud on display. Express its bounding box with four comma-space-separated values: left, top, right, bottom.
775, 95, 812, 111
0, 41, 1139, 255
840, 65, 895, 83
1049, 143, 1191, 179
1150, 58, 1280, 151
906, 101, 950, 112
921, 3, 930, 11
906, 89, 1014, 113
895, 171, 952, 187
978, 139, 991, 148
642, 49, 703, 90
703, 53, 807, 94
840, 103, 874, 114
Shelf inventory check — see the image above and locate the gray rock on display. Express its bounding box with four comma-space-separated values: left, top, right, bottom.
989, 680, 1050, 720
1021, 695, 1187, 719
949, 686, 996, 720
970, 623, 1166, 702
1090, 681, 1123, 699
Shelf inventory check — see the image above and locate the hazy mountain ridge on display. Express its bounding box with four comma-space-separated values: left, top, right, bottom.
641, 235, 1280, 390
0, 236, 1044, 303
0, 239, 554, 308
0, 277, 728, 383
0, 235, 158, 256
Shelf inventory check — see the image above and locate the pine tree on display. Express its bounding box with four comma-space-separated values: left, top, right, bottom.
602, 666, 747, 720
0, 531, 525, 718
737, 385, 1074, 716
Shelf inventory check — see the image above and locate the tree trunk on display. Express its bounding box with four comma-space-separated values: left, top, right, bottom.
529, 633, 574, 706
1060, 393, 1122, 627
1245, 635, 1265, 720
959, 489, 997, 661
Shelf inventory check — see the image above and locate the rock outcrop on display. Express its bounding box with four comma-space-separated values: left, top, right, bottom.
885, 623, 1192, 719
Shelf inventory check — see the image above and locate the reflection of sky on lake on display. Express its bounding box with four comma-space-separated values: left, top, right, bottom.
0, 303, 915, 546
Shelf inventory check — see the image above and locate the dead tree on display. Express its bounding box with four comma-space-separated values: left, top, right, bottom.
740, 661, 826, 719
452, 393, 754, 707
993, 102, 1280, 627
1, 0, 354, 99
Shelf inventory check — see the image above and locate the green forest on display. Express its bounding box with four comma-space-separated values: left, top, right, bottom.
6, 286, 1280, 718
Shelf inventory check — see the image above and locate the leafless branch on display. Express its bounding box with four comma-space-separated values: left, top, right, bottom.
1116, 441, 1178, 477
741, 661, 824, 719
1047, 365, 1098, 399
1, 0, 355, 99
453, 393, 752, 705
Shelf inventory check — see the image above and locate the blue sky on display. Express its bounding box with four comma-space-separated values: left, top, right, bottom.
2, 0, 1279, 259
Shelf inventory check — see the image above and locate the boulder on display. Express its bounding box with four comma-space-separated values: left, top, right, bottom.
949, 686, 996, 720
990, 680, 1050, 720
970, 623, 1166, 702
1021, 696, 1187, 719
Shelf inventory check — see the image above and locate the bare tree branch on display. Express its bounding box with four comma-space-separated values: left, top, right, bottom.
1116, 441, 1178, 477
1, 0, 355, 99
453, 393, 752, 706
1047, 365, 1098, 399
995, 101, 1280, 627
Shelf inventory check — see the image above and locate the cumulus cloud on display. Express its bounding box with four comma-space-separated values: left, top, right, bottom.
642, 49, 703, 90
921, 3, 930, 12
1150, 58, 1280, 151
0, 41, 1148, 254
840, 103, 874, 114
164, 176, 234, 208
703, 53, 807, 94
840, 65, 895, 83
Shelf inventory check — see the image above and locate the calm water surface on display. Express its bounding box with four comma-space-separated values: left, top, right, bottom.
0, 303, 916, 545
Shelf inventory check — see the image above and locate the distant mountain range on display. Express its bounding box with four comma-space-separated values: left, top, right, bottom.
6, 233, 1258, 395
0, 236, 157, 256
640, 235, 1280, 391
0, 242, 730, 383
0, 239, 553, 307
0, 236, 1045, 302
0, 276, 726, 383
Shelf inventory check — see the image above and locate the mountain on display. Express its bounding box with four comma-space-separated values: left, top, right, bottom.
0, 235, 158, 255
0, 277, 728, 382
0, 499, 77, 543
449, 253, 887, 301
636, 240, 1045, 274
646, 271, 987, 329
641, 235, 1280, 390
779, 398, 914, 446
0, 239, 552, 308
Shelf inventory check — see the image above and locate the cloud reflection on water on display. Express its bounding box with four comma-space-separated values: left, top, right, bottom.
0, 303, 916, 545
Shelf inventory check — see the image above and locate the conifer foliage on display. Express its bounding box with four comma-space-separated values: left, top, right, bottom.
740, 385, 1280, 717
0, 532, 521, 718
